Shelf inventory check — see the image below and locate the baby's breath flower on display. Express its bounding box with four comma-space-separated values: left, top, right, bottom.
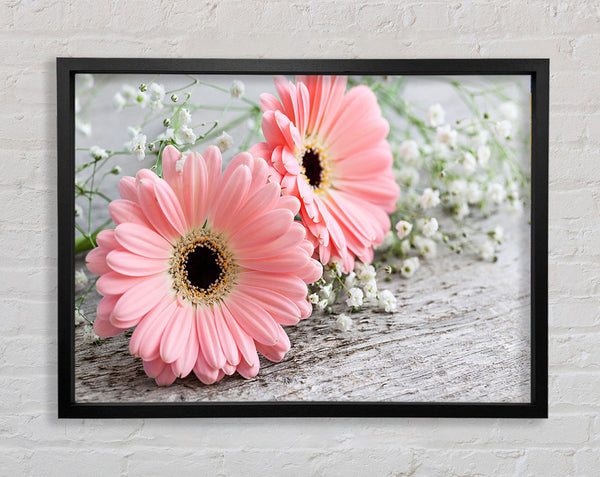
74, 308, 86, 325
400, 256, 420, 278
148, 83, 165, 102
317, 299, 329, 311
455, 202, 470, 220
79, 73, 94, 89
420, 188, 440, 209
135, 91, 149, 108
75, 119, 92, 137
230, 80, 245, 98
319, 283, 333, 299
159, 127, 175, 142
129, 133, 147, 161
346, 287, 364, 308
490, 225, 504, 242
508, 199, 524, 215
110, 165, 122, 175
377, 289, 397, 312
422, 218, 439, 238
355, 263, 376, 283
74, 204, 83, 217
432, 141, 450, 159
175, 158, 185, 173
477, 145, 491, 166
330, 260, 342, 277
89, 146, 108, 161
395, 220, 413, 239
177, 125, 197, 144
215, 131, 233, 152
462, 152, 477, 175
395, 167, 420, 186
479, 240, 496, 261
448, 179, 468, 205
398, 139, 420, 165
344, 271, 357, 289
427, 103, 445, 127
113, 92, 126, 111
178, 108, 192, 125
495, 120, 512, 139
487, 183, 507, 204
363, 279, 378, 300
400, 239, 411, 255
466, 182, 483, 204
436, 125, 458, 149
308, 293, 320, 304
414, 236, 437, 259
336, 313, 353, 331
121, 84, 137, 101
75, 268, 88, 289
83, 324, 100, 344
499, 101, 519, 121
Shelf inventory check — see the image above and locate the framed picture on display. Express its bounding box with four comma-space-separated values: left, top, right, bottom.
58, 58, 548, 418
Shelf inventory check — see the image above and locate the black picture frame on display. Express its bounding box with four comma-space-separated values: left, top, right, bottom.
57, 58, 548, 419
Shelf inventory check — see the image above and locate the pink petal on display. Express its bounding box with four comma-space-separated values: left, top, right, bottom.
160, 303, 194, 364
118, 176, 138, 203
86, 247, 111, 276
93, 309, 123, 338
237, 287, 301, 326
136, 179, 181, 242
214, 302, 240, 366
106, 250, 169, 277
109, 200, 150, 227
278, 196, 301, 216
183, 152, 209, 228
161, 145, 184, 203
193, 352, 222, 385
196, 306, 227, 370
143, 357, 166, 378
235, 222, 305, 259
240, 249, 310, 273
110, 274, 171, 328
221, 301, 260, 367
155, 363, 177, 386
153, 179, 186, 235
224, 182, 280, 235
259, 92, 283, 114
229, 209, 293, 250
129, 297, 178, 361
96, 271, 147, 296
202, 145, 223, 211
171, 317, 199, 378
209, 164, 251, 232
96, 229, 118, 249
255, 325, 291, 362
236, 356, 260, 379
114, 223, 171, 259
238, 271, 309, 301
226, 292, 280, 345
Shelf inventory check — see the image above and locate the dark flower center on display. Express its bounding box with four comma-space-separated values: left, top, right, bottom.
302, 148, 323, 187
184, 245, 224, 291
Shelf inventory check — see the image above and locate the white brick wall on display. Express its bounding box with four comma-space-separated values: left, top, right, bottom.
1, 0, 598, 475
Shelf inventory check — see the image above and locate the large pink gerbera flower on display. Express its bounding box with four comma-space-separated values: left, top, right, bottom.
86, 145, 322, 386
250, 75, 400, 273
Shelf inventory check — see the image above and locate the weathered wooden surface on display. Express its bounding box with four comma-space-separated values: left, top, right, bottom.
74, 216, 531, 403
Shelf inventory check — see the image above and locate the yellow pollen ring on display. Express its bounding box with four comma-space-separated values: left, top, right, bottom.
169, 229, 238, 307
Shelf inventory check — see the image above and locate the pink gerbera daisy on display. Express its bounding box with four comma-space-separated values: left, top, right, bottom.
86, 145, 322, 386
250, 75, 400, 273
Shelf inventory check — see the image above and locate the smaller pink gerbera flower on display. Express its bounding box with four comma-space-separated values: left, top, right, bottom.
86, 145, 322, 386
250, 75, 400, 273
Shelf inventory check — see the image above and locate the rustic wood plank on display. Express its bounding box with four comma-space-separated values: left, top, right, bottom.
74, 216, 531, 404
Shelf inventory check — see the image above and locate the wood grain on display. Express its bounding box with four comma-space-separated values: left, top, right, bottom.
74, 214, 531, 404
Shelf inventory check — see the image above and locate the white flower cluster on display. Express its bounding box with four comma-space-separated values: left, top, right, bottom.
113, 82, 166, 112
